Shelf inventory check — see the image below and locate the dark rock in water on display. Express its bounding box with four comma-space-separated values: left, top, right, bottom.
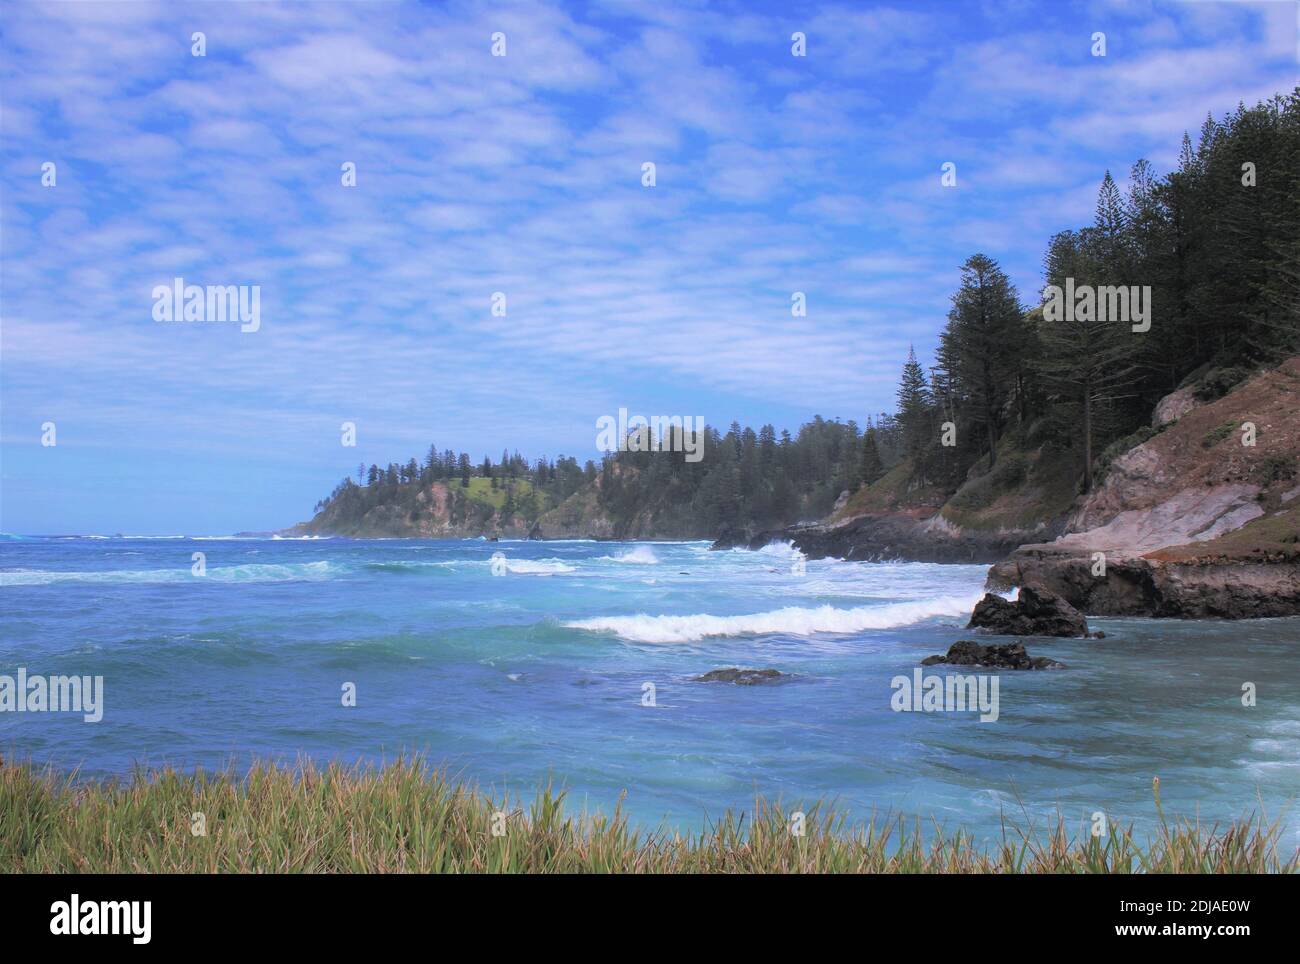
710, 515, 1041, 564
968, 586, 1091, 637
710, 526, 752, 551
693, 667, 786, 685
921, 640, 1065, 670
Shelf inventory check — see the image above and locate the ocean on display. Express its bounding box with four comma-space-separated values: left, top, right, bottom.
2, 535, 1297, 846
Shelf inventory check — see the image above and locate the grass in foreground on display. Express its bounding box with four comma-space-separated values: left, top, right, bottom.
0, 757, 1293, 873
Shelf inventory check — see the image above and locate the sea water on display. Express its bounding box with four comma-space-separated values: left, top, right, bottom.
1, 535, 1297, 847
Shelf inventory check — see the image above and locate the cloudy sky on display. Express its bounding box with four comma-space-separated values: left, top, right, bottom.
1, 0, 1295, 533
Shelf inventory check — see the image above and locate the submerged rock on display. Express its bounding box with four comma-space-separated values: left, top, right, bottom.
968, 586, 1092, 637
921, 640, 1065, 670
693, 667, 787, 685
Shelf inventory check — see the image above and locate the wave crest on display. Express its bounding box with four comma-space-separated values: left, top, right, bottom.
0, 561, 342, 586
598, 546, 660, 565
564, 595, 981, 643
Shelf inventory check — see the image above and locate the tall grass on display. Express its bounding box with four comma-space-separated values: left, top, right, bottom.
0, 757, 1292, 873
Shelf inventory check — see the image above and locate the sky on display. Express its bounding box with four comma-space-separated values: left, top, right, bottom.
1, 0, 1296, 534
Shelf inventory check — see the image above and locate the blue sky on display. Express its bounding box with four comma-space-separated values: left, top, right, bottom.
1, 0, 1295, 534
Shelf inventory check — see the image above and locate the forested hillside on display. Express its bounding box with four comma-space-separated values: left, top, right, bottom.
296, 91, 1298, 542
292, 415, 873, 537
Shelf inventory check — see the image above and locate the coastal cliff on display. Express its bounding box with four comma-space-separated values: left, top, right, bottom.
718, 358, 1300, 618
987, 359, 1300, 617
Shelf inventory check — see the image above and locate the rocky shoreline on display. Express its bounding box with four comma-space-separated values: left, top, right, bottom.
987, 544, 1300, 619
710, 512, 1046, 564
710, 512, 1300, 620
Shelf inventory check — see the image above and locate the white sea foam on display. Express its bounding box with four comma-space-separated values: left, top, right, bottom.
504, 559, 576, 575
565, 594, 982, 643
0, 561, 342, 585
599, 546, 660, 565
753, 540, 800, 557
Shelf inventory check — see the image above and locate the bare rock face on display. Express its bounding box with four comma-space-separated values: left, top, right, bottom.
968, 587, 1092, 637
1064, 360, 1299, 544
988, 545, 1300, 619
1152, 385, 1200, 427
985, 359, 1300, 619
1061, 483, 1264, 555
921, 640, 1065, 670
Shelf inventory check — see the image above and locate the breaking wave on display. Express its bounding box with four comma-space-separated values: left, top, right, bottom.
598, 546, 660, 565
0, 561, 344, 586
564, 594, 982, 643
503, 559, 576, 575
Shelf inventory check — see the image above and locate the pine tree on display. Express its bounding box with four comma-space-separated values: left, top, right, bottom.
1036, 227, 1141, 491
896, 347, 932, 466
937, 254, 1024, 468
859, 427, 885, 485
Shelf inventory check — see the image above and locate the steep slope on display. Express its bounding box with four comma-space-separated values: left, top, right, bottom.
988, 358, 1300, 616
530, 463, 704, 540
286, 479, 547, 539
719, 421, 1080, 563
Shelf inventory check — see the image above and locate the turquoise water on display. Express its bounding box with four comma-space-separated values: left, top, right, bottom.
1, 535, 1297, 846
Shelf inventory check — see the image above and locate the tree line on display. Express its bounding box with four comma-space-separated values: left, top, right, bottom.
314, 446, 597, 526
312, 91, 1297, 535
896, 90, 1298, 494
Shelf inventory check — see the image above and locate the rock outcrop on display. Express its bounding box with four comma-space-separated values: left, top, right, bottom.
1151, 385, 1200, 427
988, 359, 1300, 618
921, 640, 1065, 670
711, 514, 1033, 564
693, 668, 787, 685
967, 587, 1093, 637
988, 537, 1300, 619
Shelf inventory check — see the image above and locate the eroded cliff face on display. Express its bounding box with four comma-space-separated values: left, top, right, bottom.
531, 484, 619, 540
291, 466, 642, 541
288, 481, 543, 539
989, 359, 1300, 617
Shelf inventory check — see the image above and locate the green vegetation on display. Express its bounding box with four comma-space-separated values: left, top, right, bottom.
1, 758, 1292, 874
905, 92, 1298, 500
309, 446, 592, 533
1202, 421, 1240, 448
460, 476, 537, 511
1191, 365, 1253, 402
1261, 453, 1297, 484
594, 416, 877, 535
307, 91, 1298, 540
